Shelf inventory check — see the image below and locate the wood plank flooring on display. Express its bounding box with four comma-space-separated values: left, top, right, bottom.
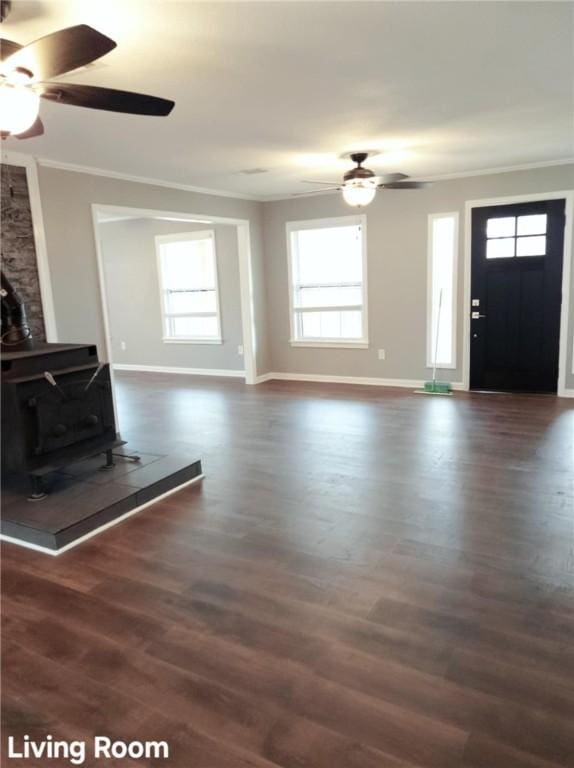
2, 372, 574, 767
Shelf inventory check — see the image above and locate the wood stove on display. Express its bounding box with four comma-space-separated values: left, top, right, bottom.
1, 342, 124, 498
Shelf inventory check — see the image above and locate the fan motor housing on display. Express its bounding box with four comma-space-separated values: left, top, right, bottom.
344, 166, 375, 183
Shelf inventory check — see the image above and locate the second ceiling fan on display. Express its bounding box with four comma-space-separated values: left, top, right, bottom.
0, 4, 175, 140
297, 152, 433, 207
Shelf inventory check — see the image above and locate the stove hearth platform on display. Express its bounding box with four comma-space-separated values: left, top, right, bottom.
1, 448, 203, 554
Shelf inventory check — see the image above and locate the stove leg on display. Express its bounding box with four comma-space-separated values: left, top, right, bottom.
28, 475, 47, 502
111, 452, 141, 463
100, 448, 115, 471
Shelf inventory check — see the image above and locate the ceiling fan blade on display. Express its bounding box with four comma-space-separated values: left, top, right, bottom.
380, 181, 433, 189
0, 38, 22, 61
373, 172, 409, 184
292, 188, 340, 197
2, 25, 116, 81
14, 116, 44, 139
301, 179, 341, 186
41, 83, 175, 116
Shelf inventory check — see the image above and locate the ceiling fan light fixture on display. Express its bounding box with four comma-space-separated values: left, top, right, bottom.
0, 83, 40, 135
342, 180, 377, 207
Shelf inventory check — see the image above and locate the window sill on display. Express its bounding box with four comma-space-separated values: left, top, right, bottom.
163, 337, 223, 345
290, 340, 369, 349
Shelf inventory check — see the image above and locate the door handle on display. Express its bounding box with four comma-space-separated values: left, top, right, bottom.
471, 311, 486, 319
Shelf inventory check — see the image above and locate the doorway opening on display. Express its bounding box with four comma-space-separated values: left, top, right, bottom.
91, 205, 258, 428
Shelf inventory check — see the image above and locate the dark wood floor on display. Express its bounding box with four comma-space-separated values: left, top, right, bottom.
2, 373, 574, 768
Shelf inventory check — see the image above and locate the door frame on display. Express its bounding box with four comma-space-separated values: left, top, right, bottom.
463, 191, 574, 397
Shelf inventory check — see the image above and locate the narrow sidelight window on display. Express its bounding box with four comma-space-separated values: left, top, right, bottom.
286, 216, 368, 347
156, 231, 222, 343
427, 213, 458, 369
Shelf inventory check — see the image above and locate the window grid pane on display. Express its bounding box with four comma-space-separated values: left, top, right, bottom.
487, 217, 515, 238
158, 234, 221, 340
166, 289, 217, 315
169, 316, 219, 338
517, 214, 547, 236
290, 221, 366, 342
516, 235, 546, 257
486, 238, 515, 259
429, 215, 457, 368
297, 309, 363, 340
294, 285, 363, 309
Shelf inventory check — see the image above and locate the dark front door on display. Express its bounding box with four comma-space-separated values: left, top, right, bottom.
470, 199, 565, 393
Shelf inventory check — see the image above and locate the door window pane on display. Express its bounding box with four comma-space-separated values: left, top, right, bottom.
487, 217, 515, 238
516, 235, 546, 257
517, 214, 547, 236
487, 238, 515, 259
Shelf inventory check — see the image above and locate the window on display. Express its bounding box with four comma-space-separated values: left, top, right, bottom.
486, 213, 547, 259
427, 213, 458, 369
287, 216, 368, 347
156, 231, 222, 343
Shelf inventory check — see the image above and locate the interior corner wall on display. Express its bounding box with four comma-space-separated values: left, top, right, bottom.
36, 166, 271, 376
99, 218, 244, 371
261, 164, 574, 388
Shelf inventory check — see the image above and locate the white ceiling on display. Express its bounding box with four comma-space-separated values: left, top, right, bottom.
3, 0, 573, 198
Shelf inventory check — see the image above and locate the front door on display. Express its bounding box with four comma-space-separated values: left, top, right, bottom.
470, 199, 565, 393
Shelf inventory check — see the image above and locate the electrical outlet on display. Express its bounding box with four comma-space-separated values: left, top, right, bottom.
378, 349, 386, 360
238, 345, 244, 356
120, 341, 127, 351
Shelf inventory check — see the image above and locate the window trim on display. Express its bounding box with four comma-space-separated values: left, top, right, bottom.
426, 212, 459, 370
155, 230, 223, 345
286, 215, 369, 348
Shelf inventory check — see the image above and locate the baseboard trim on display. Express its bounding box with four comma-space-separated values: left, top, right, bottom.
254, 373, 275, 384
256, 372, 466, 390
560, 388, 574, 398
113, 364, 245, 378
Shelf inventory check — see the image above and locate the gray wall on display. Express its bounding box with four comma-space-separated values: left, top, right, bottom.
99, 218, 244, 371
37, 166, 270, 375
1, 164, 45, 341
33, 162, 574, 389
262, 164, 574, 388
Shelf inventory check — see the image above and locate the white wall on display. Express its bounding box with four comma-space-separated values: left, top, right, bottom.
262, 164, 574, 389
100, 218, 244, 372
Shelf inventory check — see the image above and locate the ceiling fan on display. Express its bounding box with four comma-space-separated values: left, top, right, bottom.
296, 151, 433, 207
0, 1, 174, 140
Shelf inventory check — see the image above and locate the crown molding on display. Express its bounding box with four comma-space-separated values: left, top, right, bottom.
414, 157, 574, 183
6, 153, 572, 205
261, 158, 574, 202
35, 158, 262, 202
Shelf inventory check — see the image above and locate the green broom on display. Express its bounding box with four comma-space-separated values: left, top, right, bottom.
415, 288, 452, 396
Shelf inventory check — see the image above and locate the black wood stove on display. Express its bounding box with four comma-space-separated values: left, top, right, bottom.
1, 342, 125, 499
